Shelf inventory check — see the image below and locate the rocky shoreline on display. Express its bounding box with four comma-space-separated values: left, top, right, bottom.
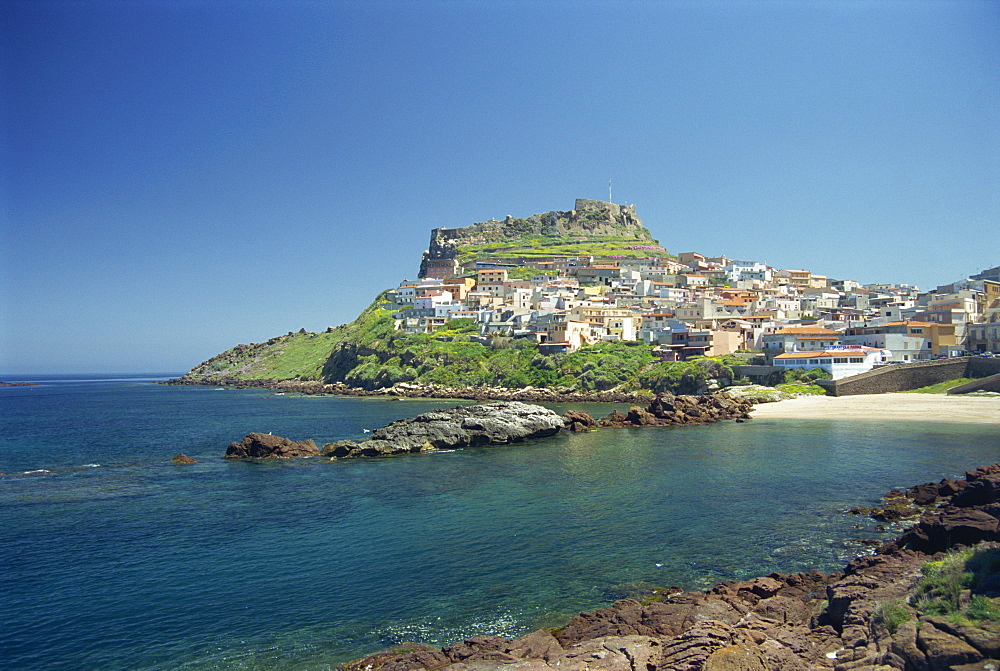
342, 465, 1000, 671
163, 375, 659, 404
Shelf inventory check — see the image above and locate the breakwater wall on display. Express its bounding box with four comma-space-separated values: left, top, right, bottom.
819, 356, 1000, 396
947, 372, 1000, 395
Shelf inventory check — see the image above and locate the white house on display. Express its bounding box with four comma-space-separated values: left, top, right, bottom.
773, 346, 891, 380
723, 260, 773, 284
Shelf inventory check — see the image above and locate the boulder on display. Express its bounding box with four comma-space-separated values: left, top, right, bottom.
952, 473, 1000, 507
225, 433, 318, 459
170, 453, 196, 464
895, 508, 1000, 554
562, 410, 598, 432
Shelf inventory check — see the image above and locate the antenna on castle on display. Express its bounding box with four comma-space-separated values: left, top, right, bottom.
609, 179, 612, 203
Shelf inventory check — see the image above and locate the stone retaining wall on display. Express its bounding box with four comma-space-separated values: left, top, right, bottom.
947, 372, 1000, 394
819, 357, 1000, 396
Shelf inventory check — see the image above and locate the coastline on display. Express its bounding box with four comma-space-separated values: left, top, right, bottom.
750, 392, 1000, 424
163, 376, 657, 404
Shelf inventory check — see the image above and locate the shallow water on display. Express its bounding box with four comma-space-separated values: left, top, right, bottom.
1, 375, 997, 669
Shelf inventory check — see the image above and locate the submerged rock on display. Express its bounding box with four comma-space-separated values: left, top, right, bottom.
322, 401, 565, 459
225, 433, 318, 459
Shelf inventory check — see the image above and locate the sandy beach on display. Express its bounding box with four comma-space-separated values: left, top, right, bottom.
749, 393, 1000, 424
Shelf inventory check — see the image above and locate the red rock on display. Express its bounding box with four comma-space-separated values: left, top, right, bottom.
224, 432, 318, 459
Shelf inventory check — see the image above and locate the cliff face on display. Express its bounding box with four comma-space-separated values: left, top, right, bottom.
419, 199, 656, 277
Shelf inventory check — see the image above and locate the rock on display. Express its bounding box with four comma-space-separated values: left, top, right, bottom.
952, 474, 1000, 507
597, 392, 752, 429
170, 453, 196, 464
626, 405, 659, 425
917, 619, 983, 670
896, 509, 1000, 554
562, 410, 598, 432
442, 635, 510, 663
908, 482, 942, 505
922, 616, 1000, 658
322, 440, 362, 457
324, 402, 565, 459
872, 505, 920, 523
752, 595, 813, 625
723, 384, 791, 403
504, 629, 564, 661
342, 643, 450, 671
655, 620, 743, 671
224, 433, 318, 459
703, 644, 769, 671
558, 635, 663, 671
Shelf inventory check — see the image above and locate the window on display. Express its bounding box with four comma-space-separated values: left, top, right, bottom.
850, 358, 863, 363
835, 358, 848, 363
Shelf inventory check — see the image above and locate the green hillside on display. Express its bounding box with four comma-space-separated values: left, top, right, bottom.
180, 292, 740, 395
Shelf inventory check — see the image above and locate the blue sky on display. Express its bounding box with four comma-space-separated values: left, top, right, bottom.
2, 0, 997, 374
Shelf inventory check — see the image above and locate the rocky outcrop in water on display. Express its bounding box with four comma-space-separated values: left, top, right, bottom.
225, 433, 319, 459
321, 401, 565, 459
563, 392, 753, 431
342, 464, 1000, 671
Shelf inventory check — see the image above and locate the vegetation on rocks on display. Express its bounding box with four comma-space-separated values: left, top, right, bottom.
774, 382, 828, 396
781, 367, 832, 384
913, 545, 1000, 624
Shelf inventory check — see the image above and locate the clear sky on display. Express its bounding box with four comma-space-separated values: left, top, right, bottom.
2, 0, 997, 374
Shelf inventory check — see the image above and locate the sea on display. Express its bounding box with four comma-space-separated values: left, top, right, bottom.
2, 373, 998, 670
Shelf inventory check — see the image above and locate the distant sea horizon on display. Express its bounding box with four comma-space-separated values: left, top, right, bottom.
2, 372, 185, 381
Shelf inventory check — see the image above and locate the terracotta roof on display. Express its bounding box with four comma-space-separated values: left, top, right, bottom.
774, 326, 840, 335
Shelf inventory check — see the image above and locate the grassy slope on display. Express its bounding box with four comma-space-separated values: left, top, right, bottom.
900, 378, 977, 394
184, 293, 395, 381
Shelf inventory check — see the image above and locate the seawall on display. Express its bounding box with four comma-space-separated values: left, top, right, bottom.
818, 356, 1000, 396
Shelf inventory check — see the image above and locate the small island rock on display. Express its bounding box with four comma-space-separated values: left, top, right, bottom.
171, 454, 197, 464
225, 433, 318, 459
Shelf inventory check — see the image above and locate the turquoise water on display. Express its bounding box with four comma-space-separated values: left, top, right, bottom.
1, 375, 998, 670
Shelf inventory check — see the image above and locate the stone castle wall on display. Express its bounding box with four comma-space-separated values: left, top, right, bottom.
418, 199, 651, 277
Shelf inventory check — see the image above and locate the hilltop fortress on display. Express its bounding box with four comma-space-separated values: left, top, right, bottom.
418, 199, 655, 278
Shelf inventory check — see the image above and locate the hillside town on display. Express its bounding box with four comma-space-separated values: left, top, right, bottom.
386, 232, 1000, 382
